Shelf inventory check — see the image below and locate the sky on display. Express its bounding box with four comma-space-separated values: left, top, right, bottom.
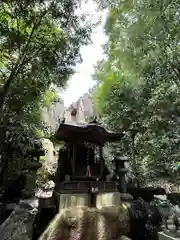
61, 1, 107, 107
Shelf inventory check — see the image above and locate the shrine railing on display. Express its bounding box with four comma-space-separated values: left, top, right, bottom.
57, 181, 119, 194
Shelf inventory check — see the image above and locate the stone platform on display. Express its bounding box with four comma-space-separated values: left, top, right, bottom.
158, 232, 180, 240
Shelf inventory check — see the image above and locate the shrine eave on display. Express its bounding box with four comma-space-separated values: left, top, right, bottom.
54, 123, 124, 145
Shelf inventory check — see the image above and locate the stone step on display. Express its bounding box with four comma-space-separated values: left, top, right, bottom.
158, 232, 180, 240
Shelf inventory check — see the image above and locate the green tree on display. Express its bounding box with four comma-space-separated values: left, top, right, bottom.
0, 0, 92, 188
0, 0, 91, 116
93, 0, 180, 183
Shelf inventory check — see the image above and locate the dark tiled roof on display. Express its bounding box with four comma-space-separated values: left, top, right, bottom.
54, 123, 124, 145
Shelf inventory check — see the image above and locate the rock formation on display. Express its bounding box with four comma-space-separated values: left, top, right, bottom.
41, 96, 65, 132
41, 92, 95, 170
40, 139, 57, 173
41, 91, 95, 131
39, 206, 130, 240
64, 92, 95, 124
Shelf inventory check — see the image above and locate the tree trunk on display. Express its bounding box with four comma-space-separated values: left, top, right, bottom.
0, 71, 15, 117
131, 134, 140, 188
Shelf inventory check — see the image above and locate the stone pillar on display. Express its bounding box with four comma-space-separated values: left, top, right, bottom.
96, 192, 121, 209
22, 162, 42, 198
58, 193, 90, 211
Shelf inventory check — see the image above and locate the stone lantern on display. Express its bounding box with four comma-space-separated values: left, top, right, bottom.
22, 148, 44, 198
113, 152, 133, 202
113, 151, 129, 193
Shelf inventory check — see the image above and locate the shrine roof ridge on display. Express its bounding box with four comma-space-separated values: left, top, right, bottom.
54, 122, 124, 145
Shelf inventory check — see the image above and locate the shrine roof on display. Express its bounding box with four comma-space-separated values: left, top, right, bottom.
54, 123, 124, 145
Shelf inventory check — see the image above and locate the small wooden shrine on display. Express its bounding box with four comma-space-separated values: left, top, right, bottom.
32, 122, 129, 238
54, 121, 125, 195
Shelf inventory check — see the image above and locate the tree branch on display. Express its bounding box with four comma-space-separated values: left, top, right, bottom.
0, 10, 47, 118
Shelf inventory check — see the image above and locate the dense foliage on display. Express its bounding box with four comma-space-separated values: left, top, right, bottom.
93, 0, 180, 183
0, 0, 91, 187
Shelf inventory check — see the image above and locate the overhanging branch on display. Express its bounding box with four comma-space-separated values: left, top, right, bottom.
0, 10, 48, 118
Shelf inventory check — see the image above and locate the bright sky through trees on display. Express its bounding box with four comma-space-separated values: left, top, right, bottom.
62, 1, 107, 107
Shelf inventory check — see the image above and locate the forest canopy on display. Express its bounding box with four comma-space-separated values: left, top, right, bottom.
0, 0, 92, 186
93, 0, 180, 183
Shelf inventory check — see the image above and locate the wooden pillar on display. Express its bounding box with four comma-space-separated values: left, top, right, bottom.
72, 143, 76, 175
67, 142, 71, 161
100, 146, 104, 180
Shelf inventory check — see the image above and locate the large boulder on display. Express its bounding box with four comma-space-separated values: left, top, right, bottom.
0, 198, 38, 240
127, 187, 166, 203
39, 206, 130, 240
38, 200, 161, 240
